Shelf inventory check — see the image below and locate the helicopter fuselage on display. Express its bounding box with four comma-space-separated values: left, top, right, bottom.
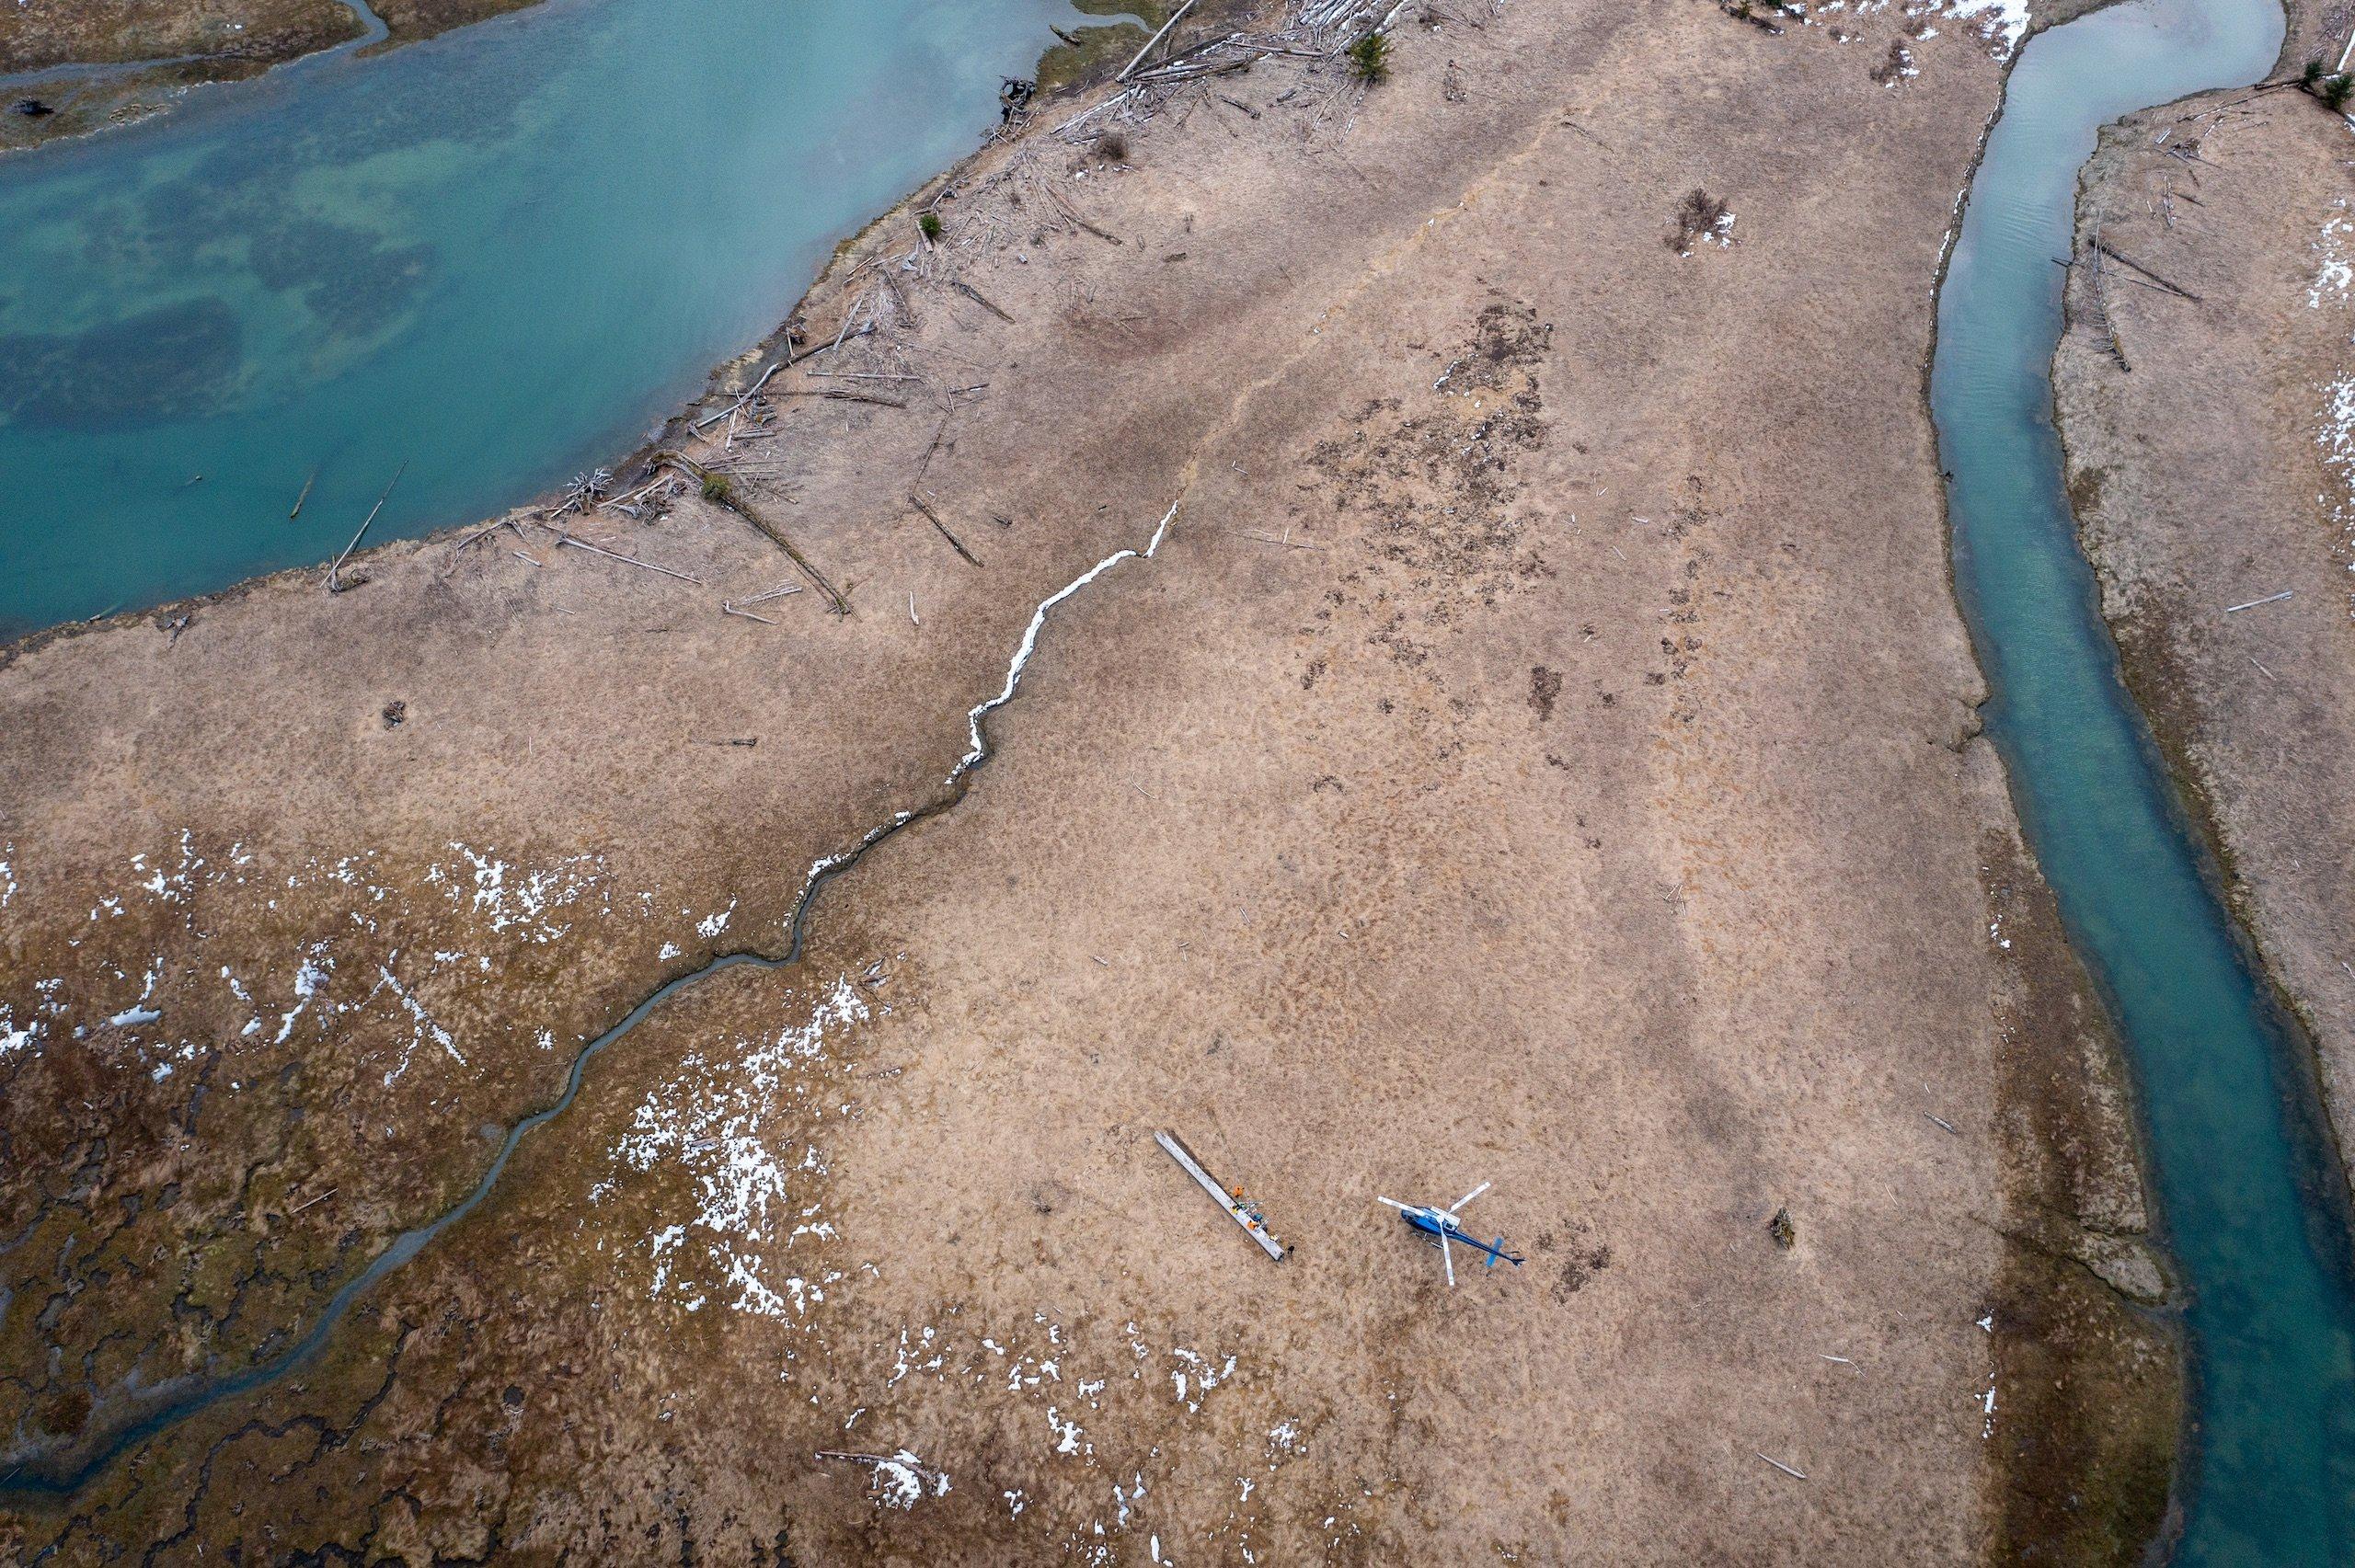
1396, 1204, 1522, 1267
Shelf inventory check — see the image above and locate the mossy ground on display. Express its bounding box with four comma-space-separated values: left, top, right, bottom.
1036, 1, 1174, 93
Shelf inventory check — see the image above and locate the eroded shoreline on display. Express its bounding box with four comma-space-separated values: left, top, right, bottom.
2053, 19, 2355, 1193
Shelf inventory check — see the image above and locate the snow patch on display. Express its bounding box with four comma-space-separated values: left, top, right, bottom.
432, 842, 605, 943
953, 502, 1178, 780
375, 957, 467, 1085
614, 974, 872, 1318
874, 1450, 949, 1510
2310, 200, 2355, 309
1953, 0, 2028, 53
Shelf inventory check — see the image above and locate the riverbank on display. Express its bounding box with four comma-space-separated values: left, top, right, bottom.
0, 0, 1183, 158
0, 0, 1207, 639
2052, 26, 2355, 1184
1970, 0, 2355, 1550
2, 0, 499, 155
2, 0, 2178, 1558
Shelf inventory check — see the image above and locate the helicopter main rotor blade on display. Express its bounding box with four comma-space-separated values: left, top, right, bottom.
1376, 1197, 1410, 1212
1449, 1181, 1492, 1215
1439, 1229, 1456, 1288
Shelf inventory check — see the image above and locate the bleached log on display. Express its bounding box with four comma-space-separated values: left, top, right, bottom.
557, 535, 704, 584
1119, 0, 1200, 81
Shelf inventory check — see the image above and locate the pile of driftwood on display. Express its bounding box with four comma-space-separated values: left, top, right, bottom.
447, 491, 828, 628
436, 0, 1422, 625
2143, 94, 2269, 230
2063, 215, 2203, 373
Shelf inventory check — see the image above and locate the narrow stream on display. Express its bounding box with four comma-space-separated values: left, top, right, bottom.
0, 502, 1178, 1499
1933, 0, 2355, 1557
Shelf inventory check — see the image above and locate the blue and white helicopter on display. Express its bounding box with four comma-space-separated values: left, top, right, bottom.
1377, 1181, 1525, 1287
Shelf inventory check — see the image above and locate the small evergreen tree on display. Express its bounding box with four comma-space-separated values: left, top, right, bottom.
2326, 73, 2354, 110
1349, 29, 1390, 83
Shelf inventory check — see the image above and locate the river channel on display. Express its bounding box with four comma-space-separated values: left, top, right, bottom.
6, 0, 2353, 1554
1933, 0, 2355, 1556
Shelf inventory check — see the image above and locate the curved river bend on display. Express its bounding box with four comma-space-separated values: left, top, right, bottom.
0, 0, 1104, 638
1934, 0, 2355, 1558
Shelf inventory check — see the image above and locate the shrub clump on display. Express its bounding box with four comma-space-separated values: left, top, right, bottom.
1349, 29, 1390, 82
1667, 188, 1733, 256
2299, 59, 2354, 109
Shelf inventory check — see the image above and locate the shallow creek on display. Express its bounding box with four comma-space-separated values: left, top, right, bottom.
0, 0, 1104, 638
1933, 0, 2355, 1556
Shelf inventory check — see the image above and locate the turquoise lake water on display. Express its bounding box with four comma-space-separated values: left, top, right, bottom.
1933, 0, 2355, 1557
0, 0, 1097, 638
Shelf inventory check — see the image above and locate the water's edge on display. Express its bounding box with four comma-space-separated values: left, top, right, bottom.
0, 6, 1162, 1492
1917, 22, 2198, 1562
1, 0, 390, 89
0, 7, 1122, 673
2049, 91, 2355, 1558
2049, 112, 2355, 1212
0, 0, 388, 136
12, 0, 2344, 1551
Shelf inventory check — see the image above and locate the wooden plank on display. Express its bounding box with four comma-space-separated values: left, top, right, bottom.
1155, 1129, 1286, 1260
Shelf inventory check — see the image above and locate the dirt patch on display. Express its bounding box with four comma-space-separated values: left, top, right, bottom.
1668, 186, 1735, 255
1529, 663, 1562, 718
